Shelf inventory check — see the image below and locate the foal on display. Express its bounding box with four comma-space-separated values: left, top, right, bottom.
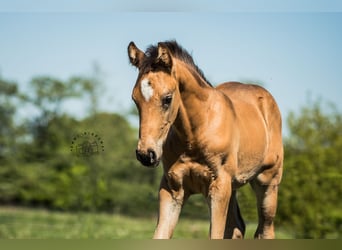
128, 41, 283, 239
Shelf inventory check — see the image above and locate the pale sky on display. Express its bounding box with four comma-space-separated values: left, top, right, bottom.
1, 1, 341, 134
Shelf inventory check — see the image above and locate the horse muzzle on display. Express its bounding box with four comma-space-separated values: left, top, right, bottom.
136, 148, 160, 167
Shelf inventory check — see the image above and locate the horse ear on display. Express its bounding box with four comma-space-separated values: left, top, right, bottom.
128, 42, 144, 68
157, 42, 172, 70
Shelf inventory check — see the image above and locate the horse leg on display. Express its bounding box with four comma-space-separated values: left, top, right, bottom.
250, 181, 278, 239
207, 172, 232, 239
153, 175, 187, 239
224, 190, 246, 239
250, 167, 282, 239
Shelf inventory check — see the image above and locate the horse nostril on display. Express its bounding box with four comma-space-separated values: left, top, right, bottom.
136, 149, 158, 167
148, 149, 157, 163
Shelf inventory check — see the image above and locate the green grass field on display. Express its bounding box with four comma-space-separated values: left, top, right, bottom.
0, 206, 293, 239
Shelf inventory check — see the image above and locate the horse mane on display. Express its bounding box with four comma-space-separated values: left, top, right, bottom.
141, 40, 213, 87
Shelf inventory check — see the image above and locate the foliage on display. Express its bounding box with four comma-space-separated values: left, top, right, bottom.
278, 101, 342, 238
0, 74, 159, 217
0, 78, 19, 163
1, 112, 160, 215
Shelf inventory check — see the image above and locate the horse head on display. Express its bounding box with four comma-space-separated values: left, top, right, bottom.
128, 42, 181, 167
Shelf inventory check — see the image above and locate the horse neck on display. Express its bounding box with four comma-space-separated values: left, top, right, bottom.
172, 60, 214, 145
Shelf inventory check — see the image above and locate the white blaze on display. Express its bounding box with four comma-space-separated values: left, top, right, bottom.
141, 78, 154, 102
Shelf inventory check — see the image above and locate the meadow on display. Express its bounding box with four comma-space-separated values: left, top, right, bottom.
0, 206, 293, 239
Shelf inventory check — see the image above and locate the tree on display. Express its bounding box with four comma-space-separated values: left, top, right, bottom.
0, 77, 19, 161
0, 76, 23, 202
278, 101, 342, 238
22, 71, 103, 161
0, 72, 161, 216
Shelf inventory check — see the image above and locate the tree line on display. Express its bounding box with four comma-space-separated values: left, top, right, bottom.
0, 73, 341, 238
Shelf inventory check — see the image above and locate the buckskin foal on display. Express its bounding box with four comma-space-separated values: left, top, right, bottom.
127, 41, 283, 239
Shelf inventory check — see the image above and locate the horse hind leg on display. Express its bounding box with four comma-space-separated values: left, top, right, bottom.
250, 159, 283, 239
224, 190, 246, 239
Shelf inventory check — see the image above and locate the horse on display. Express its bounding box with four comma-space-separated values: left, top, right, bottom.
127, 40, 283, 239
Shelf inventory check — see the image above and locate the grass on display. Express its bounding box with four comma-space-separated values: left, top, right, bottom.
0, 206, 293, 239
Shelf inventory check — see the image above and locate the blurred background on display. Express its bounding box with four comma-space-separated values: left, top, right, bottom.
0, 1, 341, 239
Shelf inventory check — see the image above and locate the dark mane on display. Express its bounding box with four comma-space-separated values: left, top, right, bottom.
141, 40, 212, 87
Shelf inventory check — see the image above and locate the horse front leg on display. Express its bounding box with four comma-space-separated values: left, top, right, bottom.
153, 175, 186, 239
207, 172, 232, 239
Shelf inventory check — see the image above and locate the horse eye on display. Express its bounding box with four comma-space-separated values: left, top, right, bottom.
162, 95, 172, 109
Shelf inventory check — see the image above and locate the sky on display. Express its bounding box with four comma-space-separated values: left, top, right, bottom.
0, 1, 342, 134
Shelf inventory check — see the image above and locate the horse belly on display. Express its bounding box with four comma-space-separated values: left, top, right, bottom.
234, 153, 265, 186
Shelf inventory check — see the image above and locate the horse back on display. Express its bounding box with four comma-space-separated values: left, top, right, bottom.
217, 82, 281, 124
